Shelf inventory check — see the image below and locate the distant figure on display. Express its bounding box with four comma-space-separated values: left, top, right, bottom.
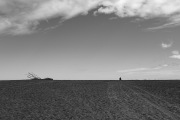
119, 77, 122, 80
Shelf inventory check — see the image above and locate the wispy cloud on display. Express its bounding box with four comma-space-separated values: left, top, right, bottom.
147, 21, 180, 30
117, 64, 180, 79
150, 14, 180, 30
161, 42, 173, 49
141, 69, 180, 77
172, 50, 179, 55
118, 68, 149, 74
170, 50, 180, 59
118, 64, 169, 74
1, 0, 180, 35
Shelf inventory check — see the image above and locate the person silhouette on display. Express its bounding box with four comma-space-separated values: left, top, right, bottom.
119, 77, 122, 80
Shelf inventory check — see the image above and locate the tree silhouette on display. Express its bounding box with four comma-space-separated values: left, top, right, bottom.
26, 72, 54, 80
27, 72, 41, 80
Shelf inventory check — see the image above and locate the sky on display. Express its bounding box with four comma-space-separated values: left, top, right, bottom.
0, 0, 180, 80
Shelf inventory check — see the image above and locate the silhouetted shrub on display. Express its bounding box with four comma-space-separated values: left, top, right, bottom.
43, 78, 54, 80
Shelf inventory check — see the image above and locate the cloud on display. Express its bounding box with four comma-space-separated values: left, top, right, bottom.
162, 64, 168, 67
1, 0, 180, 35
117, 64, 180, 79
170, 50, 180, 59
118, 68, 149, 73
170, 55, 180, 59
147, 21, 180, 30
172, 50, 179, 55
161, 43, 172, 48
118, 64, 169, 74
0, 0, 101, 35
141, 69, 180, 77
161, 42, 173, 49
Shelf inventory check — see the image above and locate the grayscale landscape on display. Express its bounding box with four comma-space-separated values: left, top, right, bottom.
1, 0, 180, 119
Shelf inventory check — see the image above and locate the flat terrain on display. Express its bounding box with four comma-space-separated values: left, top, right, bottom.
0, 80, 180, 120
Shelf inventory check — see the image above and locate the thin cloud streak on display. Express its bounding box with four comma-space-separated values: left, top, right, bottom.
1, 0, 180, 34
117, 68, 149, 74
141, 69, 180, 76
117, 64, 169, 74
117, 64, 180, 79
147, 21, 180, 30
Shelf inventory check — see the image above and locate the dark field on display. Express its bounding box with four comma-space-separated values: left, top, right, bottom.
0, 80, 180, 120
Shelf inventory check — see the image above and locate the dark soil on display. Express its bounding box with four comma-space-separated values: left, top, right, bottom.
0, 80, 180, 120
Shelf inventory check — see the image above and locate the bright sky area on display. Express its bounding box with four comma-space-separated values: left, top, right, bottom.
0, 0, 180, 80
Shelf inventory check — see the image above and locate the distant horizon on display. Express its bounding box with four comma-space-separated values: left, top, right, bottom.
1, 79, 180, 81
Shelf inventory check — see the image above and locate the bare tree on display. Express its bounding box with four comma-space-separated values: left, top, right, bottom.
27, 72, 41, 80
